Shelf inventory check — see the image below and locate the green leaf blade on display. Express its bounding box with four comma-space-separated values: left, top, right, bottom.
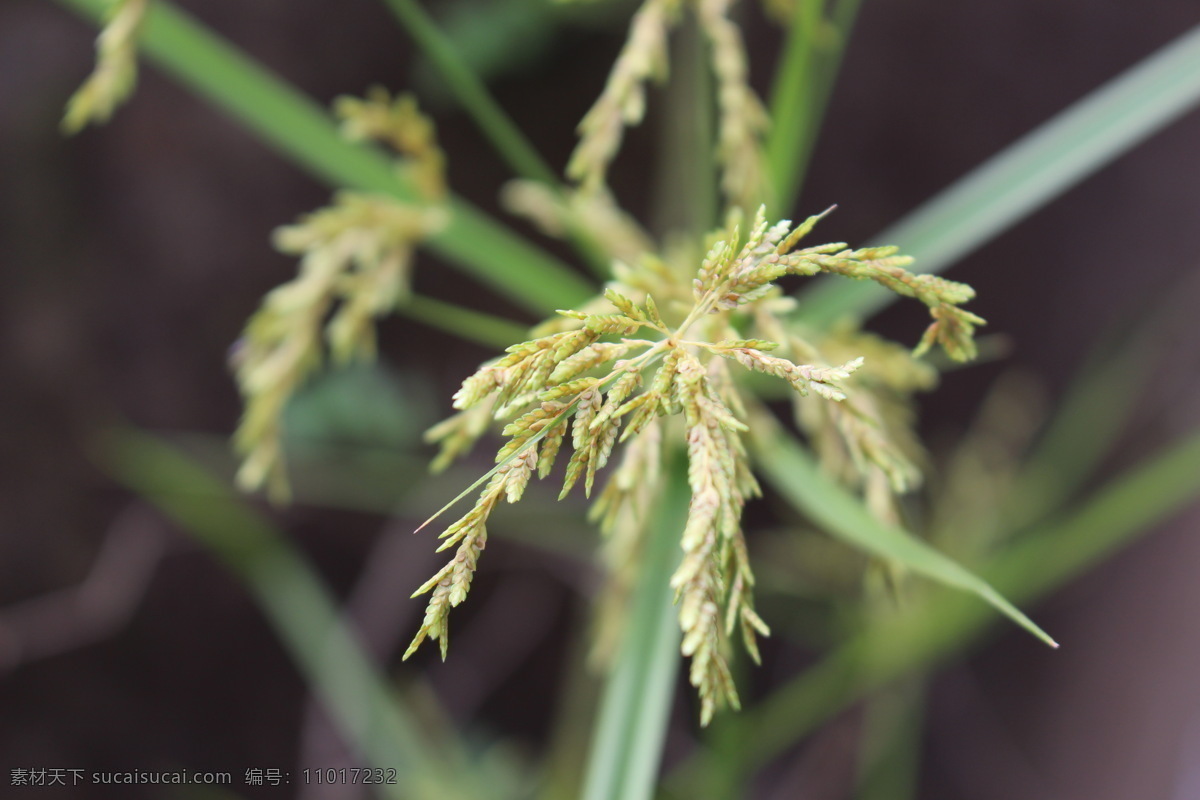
746, 409, 1057, 648
795, 21, 1200, 326
580, 450, 688, 800
54, 0, 595, 314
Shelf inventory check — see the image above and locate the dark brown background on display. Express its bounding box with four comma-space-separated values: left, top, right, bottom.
2, 1, 1199, 798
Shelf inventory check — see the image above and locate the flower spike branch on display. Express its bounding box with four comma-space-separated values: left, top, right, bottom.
231, 89, 448, 502
568, 0, 769, 211
62, 0, 150, 133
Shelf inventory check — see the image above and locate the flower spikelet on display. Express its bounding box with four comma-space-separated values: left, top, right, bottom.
747, 308, 931, 527
670, 354, 758, 724
403, 475, 504, 661
501, 181, 656, 266
568, 0, 683, 192
232, 93, 447, 501
696, 0, 770, 210
567, 0, 769, 211
408, 299, 675, 661
425, 401, 495, 474
685, 207, 985, 363
720, 347, 863, 401
778, 245, 986, 362
335, 87, 447, 201
62, 0, 149, 134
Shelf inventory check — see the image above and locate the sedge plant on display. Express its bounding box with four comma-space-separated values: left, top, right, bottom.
65, 0, 1033, 757
57, 0, 1200, 797
207, 0, 1023, 726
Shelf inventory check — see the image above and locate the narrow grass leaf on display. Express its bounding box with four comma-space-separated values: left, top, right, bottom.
580, 451, 688, 800
380, 0, 558, 186
379, 0, 612, 278
54, 0, 595, 314
794, 21, 1200, 326
95, 428, 479, 799
401, 294, 529, 350
746, 407, 1057, 647
729, 424, 1200, 776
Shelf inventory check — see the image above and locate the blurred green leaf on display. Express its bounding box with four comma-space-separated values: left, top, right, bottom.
794, 21, 1200, 325
54, 0, 596, 314
284, 363, 434, 450
855, 680, 925, 800
580, 453, 687, 800
98, 428, 494, 799
1007, 269, 1200, 527
746, 406, 1057, 648
718, 423, 1200, 779
402, 294, 530, 349
766, 0, 862, 219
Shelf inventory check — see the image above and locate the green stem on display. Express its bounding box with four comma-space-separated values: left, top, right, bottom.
380, 0, 558, 186
765, 0, 820, 216
580, 451, 688, 800
855, 679, 925, 800
766, 0, 862, 218
651, 14, 717, 238
536, 624, 603, 800
794, 21, 1200, 326
401, 294, 529, 349
54, 0, 595, 314
378, 0, 613, 279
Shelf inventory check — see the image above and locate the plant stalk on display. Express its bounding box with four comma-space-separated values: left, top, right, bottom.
378, 0, 613, 277
579, 451, 689, 800
381, 0, 558, 186
766, 0, 863, 218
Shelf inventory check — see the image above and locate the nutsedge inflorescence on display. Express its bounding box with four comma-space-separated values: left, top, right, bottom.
408, 207, 982, 723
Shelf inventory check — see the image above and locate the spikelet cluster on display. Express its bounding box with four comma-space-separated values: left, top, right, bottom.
567, 0, 767, 210
752, 308, 935, 522
232, 90, 447, 501
62, 0, 150, 133
567, 0, 683, 193
411, 206, 983, 723
798, 327, 935, 509
335, 88, 447, 202
695, 206, 985, 361
695, 0, 770, 210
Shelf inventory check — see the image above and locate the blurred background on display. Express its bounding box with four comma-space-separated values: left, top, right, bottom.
2, 0, 1200, 798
